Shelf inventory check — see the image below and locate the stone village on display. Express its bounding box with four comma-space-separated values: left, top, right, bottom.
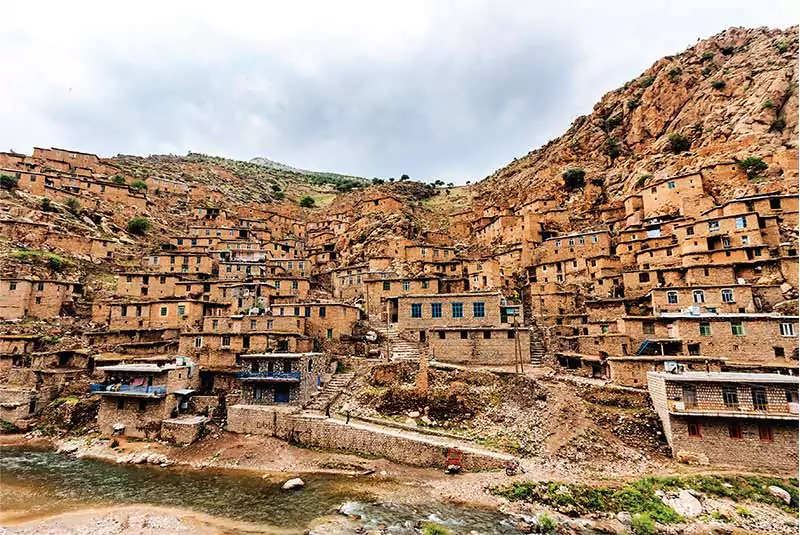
0, 143, 797, 472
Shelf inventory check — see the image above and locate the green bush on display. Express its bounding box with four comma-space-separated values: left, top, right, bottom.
130, 180, 148, 191
636, 174, 651, 188
606, 137, 621, 159
667, 133, 691, 154
299, 196, 316, 208
40, 198, 54, 212
775, 40, 789, 53
668, 67, 683, 82
127, 217, 151, 235
112, 175, 126, 185
65, 198, 81, 212
721, 46, 735, 56
701, 66, 713, 76
13, 250, 67, 271
562, 168, 586, 190
273, 191, 285, 200
604, 113, 622, 131
639, 75, 655, 88
771, 117, 786, 132
0, 174, 19, 190
421, 522, 451, 535
737, 156, 768, 179
736, 506, 753, 518
110, 438, 120, 449
701, 51, 715, 62
631, 513, 655, 535
627, 96, 641, 110
537, 512, 558, 534
763, 99, 774, 109
711, 80, 726, 90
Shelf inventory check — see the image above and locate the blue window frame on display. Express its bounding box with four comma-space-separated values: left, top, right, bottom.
452, 302, 463, 318
431, 303, 442, 318
473, 302, 485, 318
411, 303, 422, 318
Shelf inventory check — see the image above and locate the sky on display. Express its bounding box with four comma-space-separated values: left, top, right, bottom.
1, 1, 796, 183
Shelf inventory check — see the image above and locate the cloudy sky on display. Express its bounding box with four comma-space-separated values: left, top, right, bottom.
2, 1, 795, 183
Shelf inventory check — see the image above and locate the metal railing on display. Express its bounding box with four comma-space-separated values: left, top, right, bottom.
91, 384, 167, 396
669, 400, 799, 416
236, 371, 301, 381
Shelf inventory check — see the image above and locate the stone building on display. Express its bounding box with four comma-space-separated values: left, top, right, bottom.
237, 352, 328, 405
648, 371, 798, 470
0, 278, 83, 320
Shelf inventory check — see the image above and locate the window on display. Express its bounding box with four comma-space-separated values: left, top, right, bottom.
708, 221, 720, 232
117, 398, 125, 410
326, 328, 333, 340
483, 330, 491, 339
769, 198, 781, 209
9, 281, 16, 291
121, 305, 128, 317
730, 321, 745, 336
780, 322, 795, 337
304, 307, 311, 318
250, 319, 257, 329
722, 385, 739, 407
667, 181, 676, 189
177, 304, 185, 316
666, 291, 678, 304
728, 422, 743, 439
460, 331, 468, 339
638, 272, 650, 283
160, 306, 168, 316
752, 387, 768, 411
37, 282, 44, 291
35, 297, 41, 304
686, 226, 694, 236
422, 280, 429, 289
473, 302, 485, 318
687, 421, 702, 437
402, 280, 410, 291
138, 400, 147, 412
758, 423, 773, 442
642, 322, 655, 335
411, 304, 422, 318
591, 234, 598, 243
774, 346, 786, 358
194, 336, 202, 348
318, 306, 326, 318
291, 280, 299, 290
692, 290, 705, 304
222, 335, 231, 347
682, 384, 697, 407
438, 331, 446, 339
383, 281, 391, 291
451, 302, 463, 318
431, 303, 442, 318
720, 289, 734, 303
735, 216, 747, 229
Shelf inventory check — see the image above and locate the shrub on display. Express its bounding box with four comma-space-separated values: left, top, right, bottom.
400, 174, 410, 181
721, 46, 735, 56
537, 512, 558, 534
110, 438, 120, 449
627, 96, 641, 110
371, 178, 385, 185
711, 80, 726, 90
421, 522, 451, 535
271, 182, 282, 192
127, 217, 151, 235
606, 137, 621, 159
299, 196, 316, 208
737, 157, 768, 179
65, 198, 81, 213
763, 99, 774, 109
273, 191, 285, 200
771, 117, 786, 132
40, 198, 54, 212
668, 67, 683, 82
631, 513, 655, 535
639, 75, 655, 88
0, 174, 19, 190
112, 175, 126, 185
636, 174, 651, 188
775, 40, 789, 53
701, 51, 715, 62
130, 180, 148, 191
701, 66, 713, 76
13, 250, 67, 271
667, 133, 691, 154
604, 113, 622, 131
562, 168, 586, 190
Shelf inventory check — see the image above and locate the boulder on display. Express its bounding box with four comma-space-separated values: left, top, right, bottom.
661, 490, 703, 518
281, 477, 305, 490
57, 443, 79, 454
768, 485, 792, 504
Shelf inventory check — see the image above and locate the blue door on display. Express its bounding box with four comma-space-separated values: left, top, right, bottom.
274, 384, 290, 403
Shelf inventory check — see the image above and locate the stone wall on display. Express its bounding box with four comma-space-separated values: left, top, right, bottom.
428, 328, 531, 366
227, 404, 508, 471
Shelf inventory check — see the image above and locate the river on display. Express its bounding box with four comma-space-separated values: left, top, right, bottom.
0, 446, 527, 534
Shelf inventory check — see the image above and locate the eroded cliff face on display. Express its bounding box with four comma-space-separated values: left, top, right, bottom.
474, 26, 798, 220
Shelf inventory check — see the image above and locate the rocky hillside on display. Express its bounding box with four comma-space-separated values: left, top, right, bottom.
474, 26, 799, 215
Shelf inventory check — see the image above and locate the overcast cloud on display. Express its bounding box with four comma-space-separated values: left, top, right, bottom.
1, 1, 795, 183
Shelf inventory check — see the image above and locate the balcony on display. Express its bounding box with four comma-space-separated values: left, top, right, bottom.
236, 371, 301, 382
667, 400, 799, 420
91, 384, 167, 397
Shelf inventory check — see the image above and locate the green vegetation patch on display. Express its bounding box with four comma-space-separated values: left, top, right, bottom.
12, 249, 69, 271
490, 475, 799, 521
737, 156, 769, 179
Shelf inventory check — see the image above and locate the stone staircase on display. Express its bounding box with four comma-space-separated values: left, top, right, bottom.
305, 372, 355, 411
371, 322, 422, 361
530, 326, 546, 366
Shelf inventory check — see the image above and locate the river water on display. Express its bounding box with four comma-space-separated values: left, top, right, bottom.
0, 446, 526, 534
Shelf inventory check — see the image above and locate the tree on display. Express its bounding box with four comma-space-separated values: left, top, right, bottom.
65, 198, 81, 213
400, 174, 410, 181
130, 180, 148, 191
371, 178, 385, 185
667, 133, 691, 154
112, 175, 126, 185
299, 196, 316, 208
433, 179, 445, 187
127, 217, 151, 235
273, 190, 285, 200
737, 157, 768, 179
0, 174, 19, 190
40, 198, 54, 212
562, 168, 586, 190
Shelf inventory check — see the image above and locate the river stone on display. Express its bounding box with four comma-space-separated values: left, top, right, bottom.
58, 443, 79, 454
616, 511, 632, 525
282, 477, 305, 490
661, 490, 703, 518
768, 485, 792, 504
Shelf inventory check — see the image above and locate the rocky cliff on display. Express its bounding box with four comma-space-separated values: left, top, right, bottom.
474, 26, 798, 218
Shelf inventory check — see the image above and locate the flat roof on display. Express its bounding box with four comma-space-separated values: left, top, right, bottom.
648, 371, 799, 384
240, 352, 324, 359
397, 291, 502, 298
98, 364, 188, 373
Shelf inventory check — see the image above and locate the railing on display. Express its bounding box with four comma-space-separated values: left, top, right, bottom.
91, 384, 167, 396
668, 400, 798, 416
236, 371, 301, 381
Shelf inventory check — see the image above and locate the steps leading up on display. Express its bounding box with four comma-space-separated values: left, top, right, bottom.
305, 372, 355, 411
